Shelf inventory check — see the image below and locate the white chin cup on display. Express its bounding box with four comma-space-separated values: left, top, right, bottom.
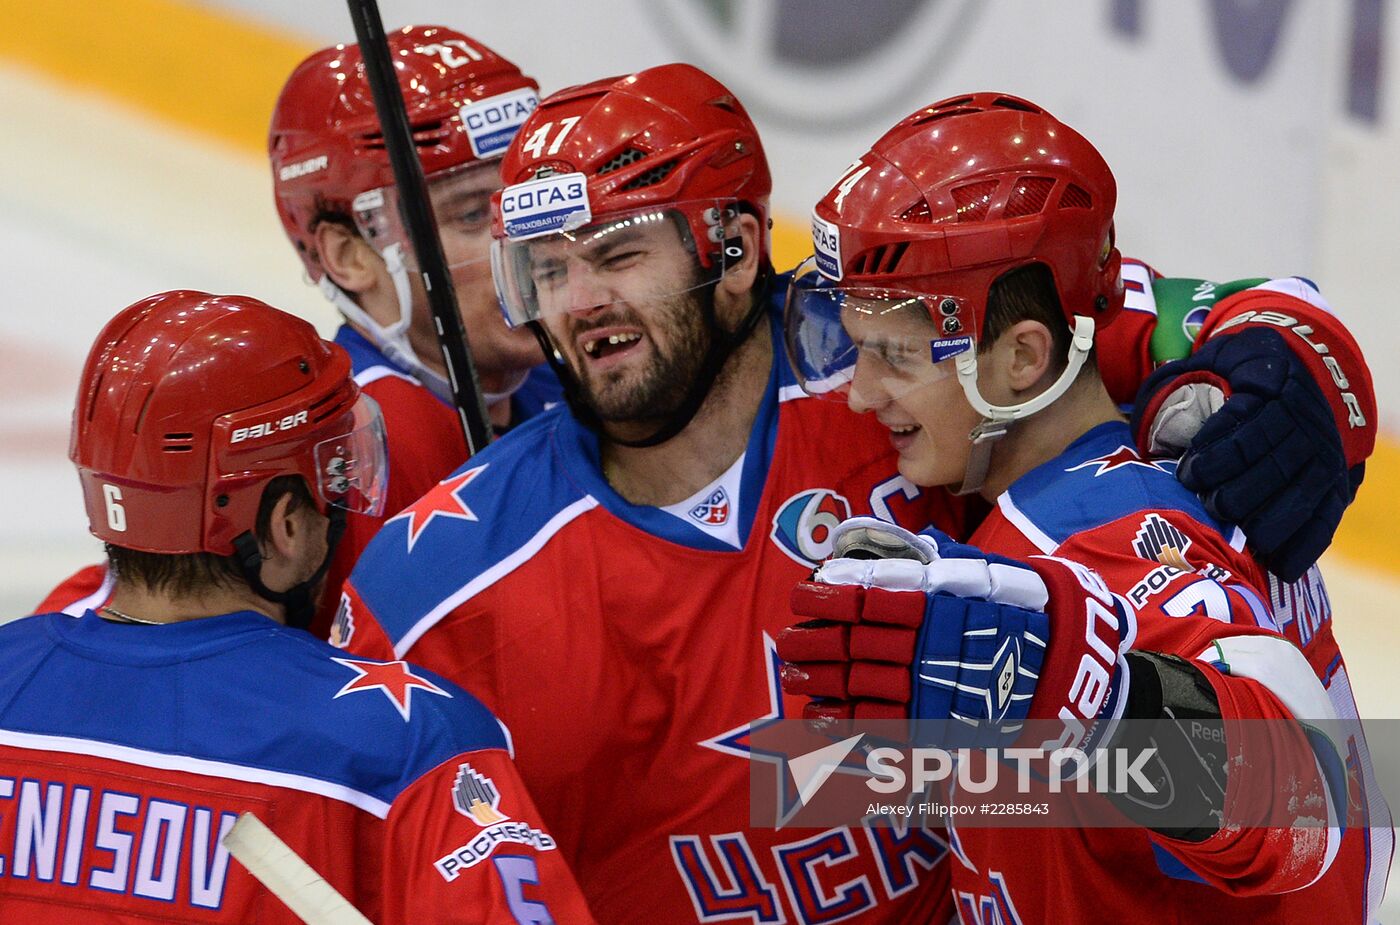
317, 243, 454, 405
951, 315, 1097, 496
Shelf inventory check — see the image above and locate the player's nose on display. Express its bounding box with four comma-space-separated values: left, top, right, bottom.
847, 356, 892, 414
563, 263, 612, 315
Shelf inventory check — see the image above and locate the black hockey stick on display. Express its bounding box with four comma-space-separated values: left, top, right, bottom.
344, 0, 493, 454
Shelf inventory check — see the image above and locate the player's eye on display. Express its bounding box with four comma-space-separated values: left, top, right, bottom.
866, 340, 919, 370
532, 262, 567, 288
443, 198, 491, 233
599, 249, 643, 271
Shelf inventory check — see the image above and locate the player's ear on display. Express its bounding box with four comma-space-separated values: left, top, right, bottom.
1000, 320, 1056, 394
256, 490, 326, 595
716, 212, 761, 299
315, 220, 381, 296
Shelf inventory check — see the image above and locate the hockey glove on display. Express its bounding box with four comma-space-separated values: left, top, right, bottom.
1131, 325, 1358, 582
778, 519, 1136, 750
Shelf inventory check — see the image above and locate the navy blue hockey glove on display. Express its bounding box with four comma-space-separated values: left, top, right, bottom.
1131, 326, 1360, 582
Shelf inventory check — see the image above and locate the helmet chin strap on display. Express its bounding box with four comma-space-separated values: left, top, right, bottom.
950, 315, 1096, 496
318, 244, 455, 405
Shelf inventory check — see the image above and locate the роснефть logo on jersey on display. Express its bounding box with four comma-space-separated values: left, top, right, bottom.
771, 488, 851, 566
1133, 513, 1193, 571
329, 592, 355, 649
452, 763, 508, 826
435, 764, 558, 881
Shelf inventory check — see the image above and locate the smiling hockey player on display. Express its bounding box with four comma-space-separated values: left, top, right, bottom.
779, 92, 1390, 922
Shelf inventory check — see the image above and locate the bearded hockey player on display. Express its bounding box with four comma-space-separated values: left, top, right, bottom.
779, 92, 1389, 922
0, 291, 593, 924
37, 26, 561, 631
338, 68, 1378, 924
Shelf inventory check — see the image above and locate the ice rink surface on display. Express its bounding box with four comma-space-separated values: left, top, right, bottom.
3, 53, 1399, 916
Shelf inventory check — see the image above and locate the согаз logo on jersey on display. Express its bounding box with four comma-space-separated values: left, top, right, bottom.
771, 488, 851, 566
452, 763, 508, 827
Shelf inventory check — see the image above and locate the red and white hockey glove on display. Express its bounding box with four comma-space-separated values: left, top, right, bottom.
778, 518, 1137, 750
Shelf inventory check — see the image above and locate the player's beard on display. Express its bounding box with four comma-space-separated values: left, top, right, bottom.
569, 286, 713, 424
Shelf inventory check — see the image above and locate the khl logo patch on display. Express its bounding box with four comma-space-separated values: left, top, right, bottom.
689, 487, 731, 526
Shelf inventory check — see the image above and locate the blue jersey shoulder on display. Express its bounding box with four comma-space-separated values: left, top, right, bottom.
349, 407, 591, 650
1005, 421, 1234, 548
0, 612, 506, 809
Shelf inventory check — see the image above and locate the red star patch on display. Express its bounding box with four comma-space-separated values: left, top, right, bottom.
1064, 445, 1171, 477
331, 657, 451, 721
388, 464, 488, 552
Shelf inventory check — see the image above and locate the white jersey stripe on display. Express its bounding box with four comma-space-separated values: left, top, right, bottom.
395, 495, 600, 658
0, 728, 392, 819
777, 383, 809, 404
353, 364, 419, 389
995, 492, 1058, 554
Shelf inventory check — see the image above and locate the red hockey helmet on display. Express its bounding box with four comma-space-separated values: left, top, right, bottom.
269, 25, 540, 280
70, 291, 388, 556
786, 93, 1121, 409
490, 63, 772, 326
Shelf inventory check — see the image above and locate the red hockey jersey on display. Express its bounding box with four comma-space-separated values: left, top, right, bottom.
953, 419, 1391, 923
342, 321, 966, 924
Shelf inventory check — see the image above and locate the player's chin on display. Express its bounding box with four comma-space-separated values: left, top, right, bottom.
895, 439, 956, 490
